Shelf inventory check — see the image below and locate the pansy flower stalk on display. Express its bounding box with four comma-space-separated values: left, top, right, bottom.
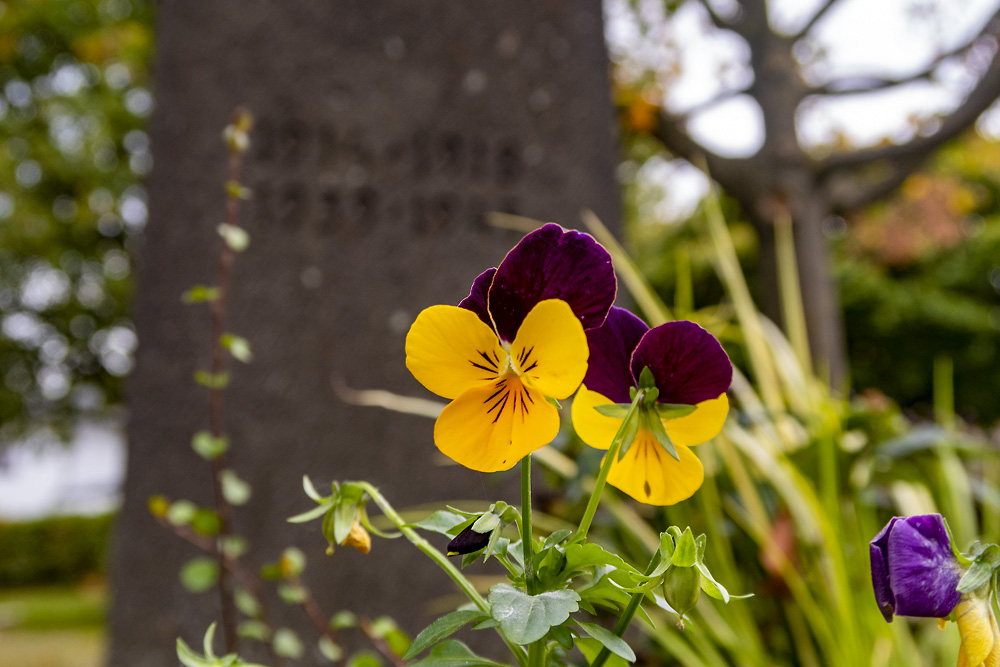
405, 223, 616, 472
871, 513, 1000, 667
571, 307, 732, 508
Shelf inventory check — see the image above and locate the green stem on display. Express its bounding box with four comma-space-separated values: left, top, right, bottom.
590, 551, 662, 667
528, 639, 545, 667
358, 482, 528, 667
573, 393, 643, 543
521, 455, 536, 595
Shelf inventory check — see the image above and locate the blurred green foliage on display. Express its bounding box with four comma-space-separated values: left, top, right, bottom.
0, 513, 112, 587
0, 0, 152, 443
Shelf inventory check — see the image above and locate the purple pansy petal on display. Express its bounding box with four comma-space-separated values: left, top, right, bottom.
459, 268, 496, 328
487, 223, 616, 342
630, 321, 732, 405
870, 517, 900, 622
582, 307, 649, 404
888, 515, 963, 618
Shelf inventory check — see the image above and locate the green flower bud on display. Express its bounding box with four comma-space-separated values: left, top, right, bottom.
663, 564, 701, 620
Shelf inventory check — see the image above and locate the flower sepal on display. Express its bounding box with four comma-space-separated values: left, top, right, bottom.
287, 477, 399, 555
957, 542, 1000, 595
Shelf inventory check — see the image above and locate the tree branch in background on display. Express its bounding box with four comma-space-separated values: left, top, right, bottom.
792, 0, 839, 40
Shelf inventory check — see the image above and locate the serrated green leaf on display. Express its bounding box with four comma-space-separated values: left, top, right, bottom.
287, 501, 334, 523
487, 584, 580, 644
221, 469, 252, 506
273, 627, 303, 658
180, 557, 219, 593
577, 622, 636, 662
409, 639, 511, 667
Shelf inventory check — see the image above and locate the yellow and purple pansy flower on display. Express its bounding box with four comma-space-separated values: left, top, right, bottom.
571, 307, 732, 505
405, 223, 616, 472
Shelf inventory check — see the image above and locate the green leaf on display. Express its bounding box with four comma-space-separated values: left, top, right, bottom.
318, 637, 343, 662
273, 627, 304, 658
221, 333, 253, 363
180, 557, 219, 593
411, 510, 470, 535
287, 501, 333, 523
562, 543, 642, 578
645, 408, 680, 461
577, 622, 636, 662
234, 588, 260, 618
182, 285, 220, 304
671, 528, 698, 567
218, 223, 250, 252
195, 370, 230, 389
487, 584, 580, 644
577, 638, 630, 667
654, 403, 697, 420
545, 396, 562, 409
167, 500, 198, 526
409, 639, 511, 667
202, 623, 219, 659
330, 610, 359, 630
278, 584, 308, 604
190, 509, 222, 536
191, 431, 228, 460
238, 620, 270, 641
548, 623, 575, 649
347, 651, 382, 667
221, 469, 252, 506
542, 529, 574, 549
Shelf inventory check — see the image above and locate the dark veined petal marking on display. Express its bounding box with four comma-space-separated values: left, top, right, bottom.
888, 514, 962, 618
459, 267, 496, 329
487, 223, 616, 342
630, 321, 732, 405
582, 306, 649, 404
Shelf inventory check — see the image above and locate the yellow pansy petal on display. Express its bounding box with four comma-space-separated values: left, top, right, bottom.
512, 299, 589, 400
571, 385, 623, 451
405, 305, 506, 399
434, 376, 560, 472
664, 394, 729, 448
957, 594, 996, 667
605, 429, 704, 506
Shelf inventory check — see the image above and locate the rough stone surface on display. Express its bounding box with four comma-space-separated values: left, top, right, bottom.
110, 2, 619, 664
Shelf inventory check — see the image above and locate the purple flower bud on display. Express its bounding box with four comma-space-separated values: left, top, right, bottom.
870, 514, 964, 622
447, 524, 491, 556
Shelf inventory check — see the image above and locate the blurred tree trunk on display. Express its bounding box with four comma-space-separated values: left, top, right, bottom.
646, 0, 1000, 389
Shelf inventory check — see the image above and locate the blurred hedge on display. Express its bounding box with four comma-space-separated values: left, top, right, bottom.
0, 513, 112, 587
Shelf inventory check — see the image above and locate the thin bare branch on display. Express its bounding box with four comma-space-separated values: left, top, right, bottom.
793, 0, 839, 40
674, 87, 752, 118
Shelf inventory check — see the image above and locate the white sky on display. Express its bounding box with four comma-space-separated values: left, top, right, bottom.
605, 0, 1000, 219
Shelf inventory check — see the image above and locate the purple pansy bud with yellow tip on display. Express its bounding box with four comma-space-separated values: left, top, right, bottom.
571, 308, 732, 505
406, 224, 616, 473
870, 514, 964, 622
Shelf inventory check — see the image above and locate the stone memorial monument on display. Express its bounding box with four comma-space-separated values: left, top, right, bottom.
110, 1, 620, 664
